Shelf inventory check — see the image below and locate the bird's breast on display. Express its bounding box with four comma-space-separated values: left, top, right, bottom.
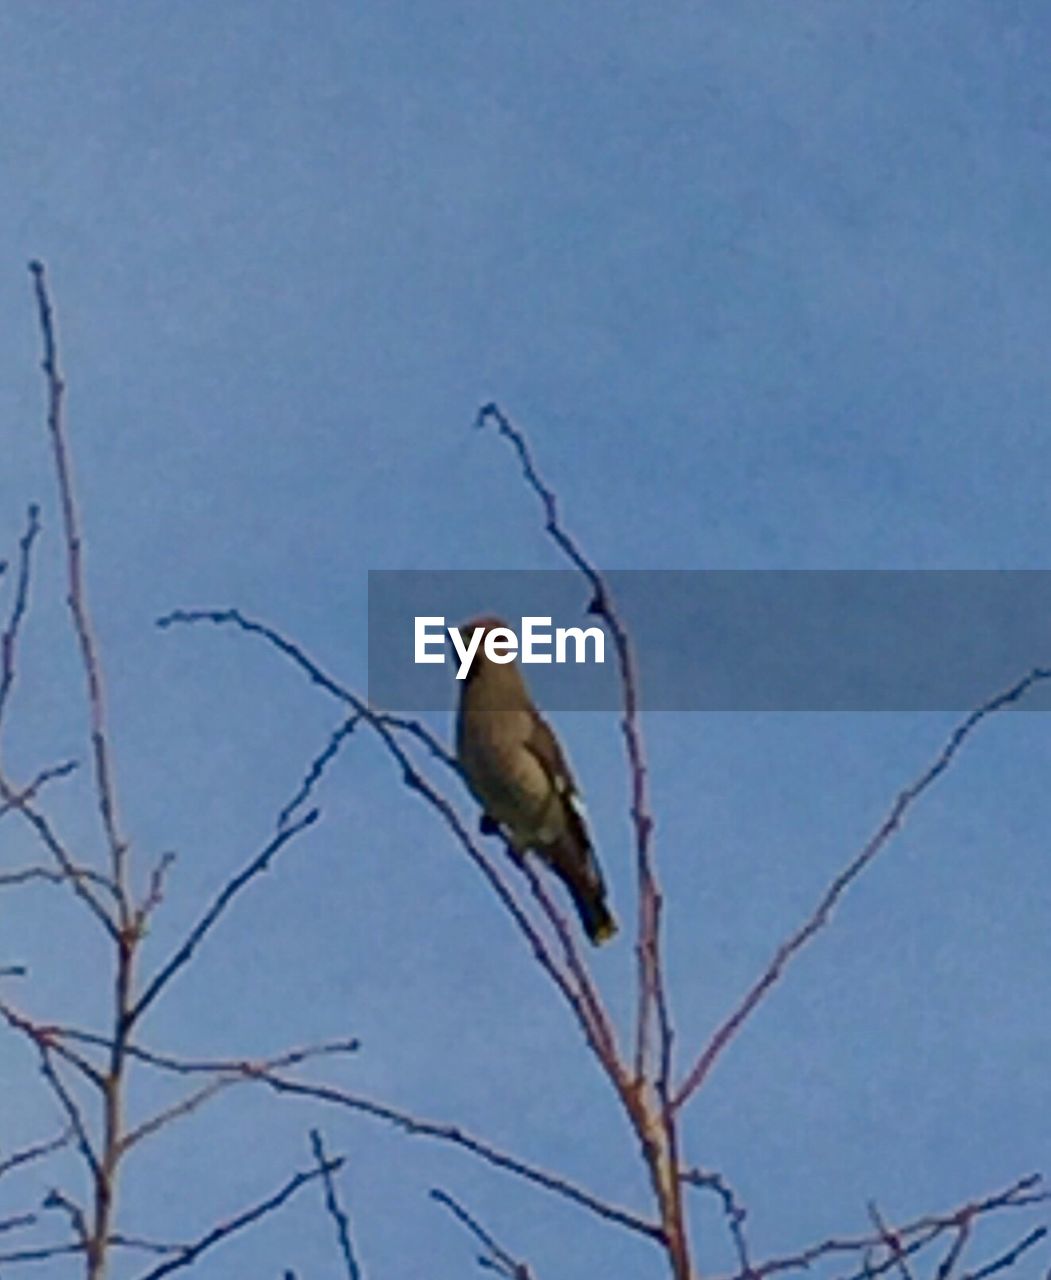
457, 712, 565, 847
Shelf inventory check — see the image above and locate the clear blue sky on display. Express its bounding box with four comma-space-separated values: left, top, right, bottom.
1, 4, 1049, 1277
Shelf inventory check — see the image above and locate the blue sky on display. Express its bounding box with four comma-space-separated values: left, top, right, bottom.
1, 4, 1050, 1277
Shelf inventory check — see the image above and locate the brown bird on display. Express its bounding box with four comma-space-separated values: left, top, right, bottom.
454, 615, 617, 945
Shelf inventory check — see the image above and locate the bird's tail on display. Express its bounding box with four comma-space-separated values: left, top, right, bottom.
568, 879, 618, 946
545, 826, 618, 947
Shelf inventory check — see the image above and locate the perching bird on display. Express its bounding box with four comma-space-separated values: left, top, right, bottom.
454, 615, 617, 945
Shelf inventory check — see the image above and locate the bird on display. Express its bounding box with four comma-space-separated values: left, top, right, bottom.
454, 615, 617, 945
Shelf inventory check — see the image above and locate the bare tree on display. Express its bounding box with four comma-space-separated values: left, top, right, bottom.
0, 265, 357, 1280
1, 265, 1047, 1278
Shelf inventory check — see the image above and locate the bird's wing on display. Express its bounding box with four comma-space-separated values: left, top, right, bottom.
523, 709, 592, 844
524, 709, 577, 799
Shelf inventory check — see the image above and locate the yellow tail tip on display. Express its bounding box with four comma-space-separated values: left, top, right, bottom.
592, 918, 618, 946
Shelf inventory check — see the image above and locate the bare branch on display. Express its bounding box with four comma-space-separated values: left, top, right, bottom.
0, 866, 64, 889
0, 770, 120, 939
106, 1234, 185, 1256
119, 1035, 361, 1077
0, 1240, 84, 1265
0, 758, 79, 822
120, 1076, 234, 1153
253, 1069, 662, 1241
0, 1233, 188, 1265
0, 1129, 71, 1182
674, 666, 1051, 1110
135, 849, 177, 928
43, 1186, 90, 1248
130, 1156, 343, 1280
0, 996, 107, 1087
278, 716, 360, 831
129, 808, 320, 1027
959, 1226, 1047, 1280
431, 1187, 535, 1279
0, 504, 41, 731
119, 1041, 360, 1150
37, 1046, 102, 1185
734, 1174, 1047, 1280
310, 1129, 364, 1280
0, 1213, 36, 1236
868, 1202, 914, 1280
517, 850, 621, 1072
374, 712, 460, 772
476, 403, 688, 1278
0, 854, 110, 895
935, 1217, 973, 1280
475, 403, 667, 1089
29, 261, 131, 905
22, 1020, 358, 1087
681, 1166, 752, 1277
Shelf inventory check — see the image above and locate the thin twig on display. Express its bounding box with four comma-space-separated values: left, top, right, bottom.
0, 995, 107, 1087
674, 667, 1051, 1110
735, 1174, 1046, 1280
0, 1129, 71, 1182
29, 261, 130, 906
0, 504, 41, 730
120, 1077, 235, 1152
21, 1020, 358, 1082
0, 855, 108, 893
135, 850, 177, 928
517, 850, 621, 1072
934, 1215, 973, 1280
0, 1213, 36, 1236
120, 1043, 359, 1151
868, 1202, 914, 1280
477, 403, 688, 1279
431, 1187, 534, 1279
476, 403, 667, 1089
0, 758, 79, 821
118, 1035, 360, 1076
0, 1240, 84, 1264
681, 1166, 753, 1277
278, 716, 360, 831
0, 770, 119, 939
958, 1227, 1047, 1280
129, 808, 320, 1026
43, 1186, 90, 1247
130, 1158, 343, 1280
375, 712, 460, 772
36, 1047, 102, 1184
254, 1069, 661, 1241
310, 1129, 364, 1280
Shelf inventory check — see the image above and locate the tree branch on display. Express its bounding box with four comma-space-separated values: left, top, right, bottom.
310, 1129, 364, 1280
129, 808, 320, 1027
0, 1129, 71, 1182
0, 504, 41, 731
29, 261, 131, 907
431, 1187, 535, 1279
674, 667, 1051, 1111
253, 1069, 662, 1242
130, 1157, 344, 1280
